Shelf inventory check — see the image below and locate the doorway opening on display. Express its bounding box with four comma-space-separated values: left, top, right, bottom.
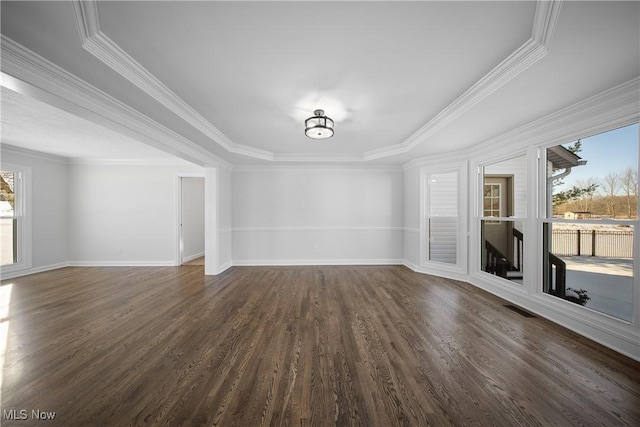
179, 176, 205, 266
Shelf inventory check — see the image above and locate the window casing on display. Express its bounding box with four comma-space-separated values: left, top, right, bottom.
480, 154, 528, 284
427, 171, 459, 265
541, 123, 638, 323
1, 170, 18, 265
0, 164, 31, 275
421, 163, 467, 273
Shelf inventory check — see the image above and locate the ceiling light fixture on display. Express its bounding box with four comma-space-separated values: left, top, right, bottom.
305, 109, 334, 139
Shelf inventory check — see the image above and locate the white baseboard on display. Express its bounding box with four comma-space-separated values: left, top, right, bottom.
217, 261, 233, 273
183, 252, 205, 263
68, 261, 175, 267
232, 259, 404, 267
0, 262, 69, 280
402, 260, 470, 283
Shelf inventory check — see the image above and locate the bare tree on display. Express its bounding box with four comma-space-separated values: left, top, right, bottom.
0, 174, 14, 209
600, 172, 620, 218
574, 178, 599, 212
621, 167, 638, 219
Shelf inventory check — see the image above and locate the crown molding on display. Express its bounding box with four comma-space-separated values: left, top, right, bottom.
0, 35, 232, 170
67, 157, 200, 166
1, 143, 69, 164
364, 0, 564, 161
233, 164, 402, 173
470, 76, 640, 161
71, 0, 564, 164
403, 151, 470, 171
71, 0, 274, 162
402, 76, 639, 170
531, 0, 563, 47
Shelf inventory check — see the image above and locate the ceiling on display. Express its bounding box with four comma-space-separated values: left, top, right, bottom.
1, 87, 175, 160
1, 1, 638, 166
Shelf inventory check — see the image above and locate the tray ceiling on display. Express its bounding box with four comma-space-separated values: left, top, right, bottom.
1, 1, 638, 165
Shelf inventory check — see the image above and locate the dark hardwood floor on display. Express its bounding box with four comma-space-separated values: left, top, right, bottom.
1, 265, 639, 426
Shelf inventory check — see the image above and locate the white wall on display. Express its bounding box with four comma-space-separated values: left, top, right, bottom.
218, 166, 232, 270
232, 167, 404, 265
68, 162, 203, 265
0, 145, 69, 277
403, 165, 421, 267
204, 166, 233, 275
181, 177, 204, 262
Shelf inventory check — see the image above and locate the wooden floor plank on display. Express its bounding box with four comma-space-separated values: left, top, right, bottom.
1, 265, 639, 426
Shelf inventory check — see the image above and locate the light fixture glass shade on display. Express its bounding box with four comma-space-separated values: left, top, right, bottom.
305, 109, 334, 139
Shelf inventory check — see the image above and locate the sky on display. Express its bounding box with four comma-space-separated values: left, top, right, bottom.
557, 123, 639, 193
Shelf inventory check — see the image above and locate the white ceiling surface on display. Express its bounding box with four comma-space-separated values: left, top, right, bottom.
0, 1, 638, 165
1, 87, 175, 160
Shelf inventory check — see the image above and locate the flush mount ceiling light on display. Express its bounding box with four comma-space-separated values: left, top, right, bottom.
305, 109, 334, 139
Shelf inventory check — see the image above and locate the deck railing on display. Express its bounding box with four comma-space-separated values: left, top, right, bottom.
548, 253, 567, 298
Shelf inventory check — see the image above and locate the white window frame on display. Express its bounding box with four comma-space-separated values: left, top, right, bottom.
0, 164, 32, 277
483, 182, 502, 224
478, 152, 529, 285
419, 161, 468, 276
537, 126, 639, 325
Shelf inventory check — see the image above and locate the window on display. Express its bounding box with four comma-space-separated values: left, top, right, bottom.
0, 170, 18, 266
480, 154, 527, 283
483, 183, 501, 223
0, 165, 29, 274
542, 123, 638, 322
483, 183, 501, 216
427, 171, 459, 264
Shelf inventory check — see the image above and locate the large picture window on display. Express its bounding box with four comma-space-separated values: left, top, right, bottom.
542, 123, 638, 322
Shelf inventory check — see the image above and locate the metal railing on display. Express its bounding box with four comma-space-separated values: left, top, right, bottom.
485, 240, 509, 278
551, 229, 633, 258
548, 253, 566, 298
513, 228, 523, 271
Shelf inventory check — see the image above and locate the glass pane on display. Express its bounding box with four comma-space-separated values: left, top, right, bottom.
547, 123, 638, 220
428, 172, 458, 264
483, 154, 527, 218
0, 171, 17, 266
0, 171, 15, 217
429, 217, 457, 264
0, 218, 17, 266
481, 219, 524, 284
543, 222, 633, 321
429, 172, 458, 216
